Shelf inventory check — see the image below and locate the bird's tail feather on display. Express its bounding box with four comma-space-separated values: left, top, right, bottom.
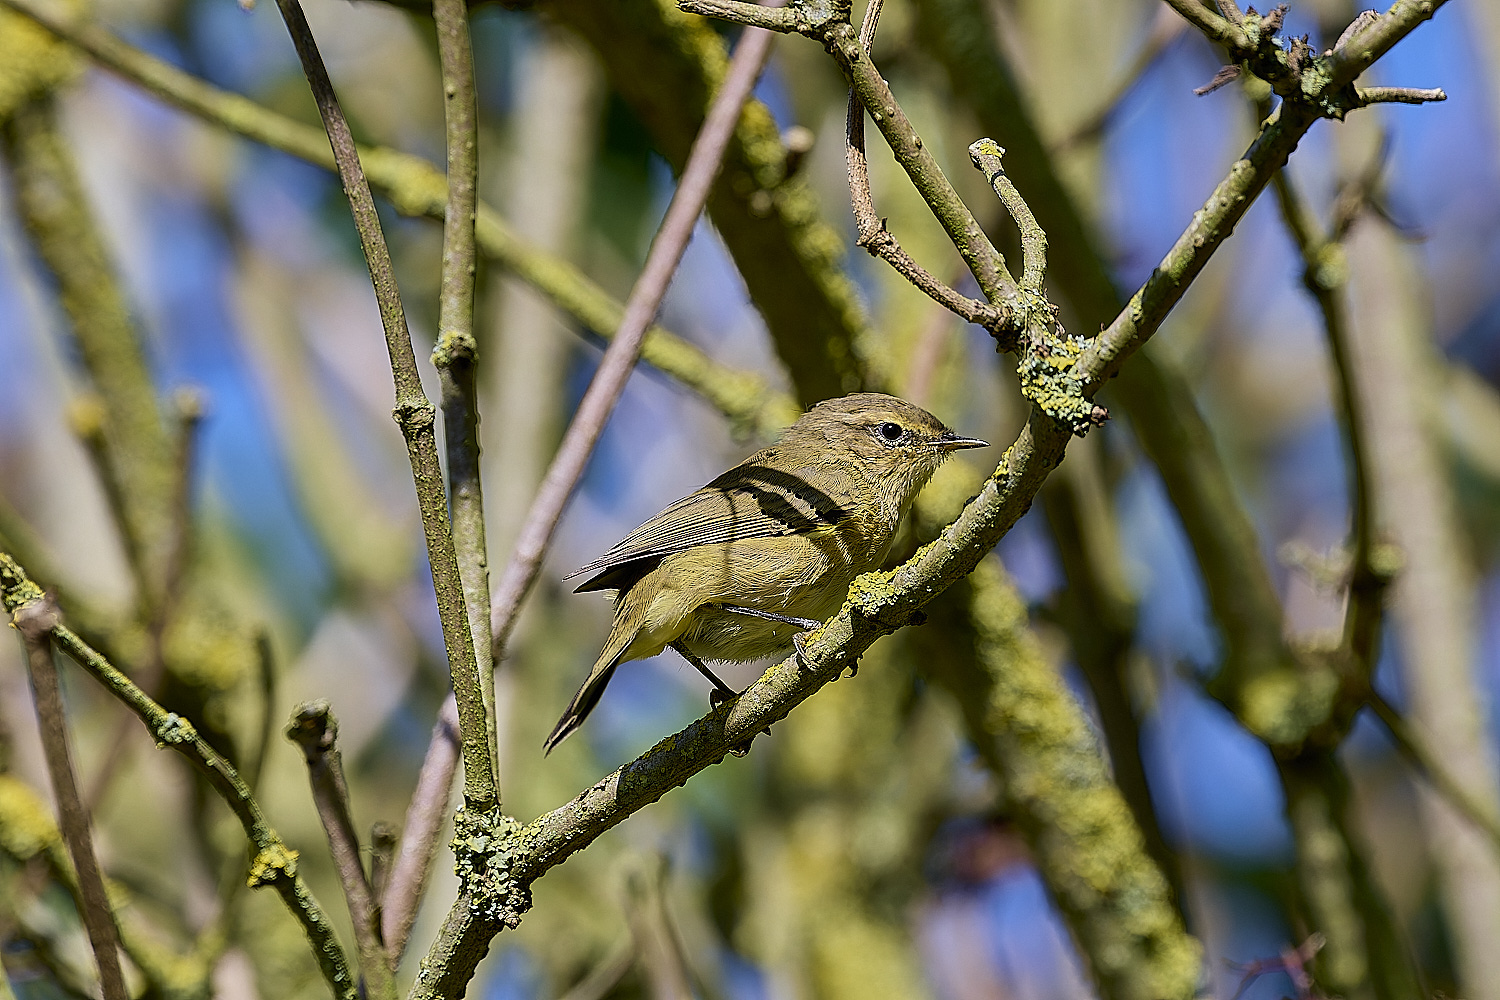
543, 614, 642, 754
543, 659, 619, 754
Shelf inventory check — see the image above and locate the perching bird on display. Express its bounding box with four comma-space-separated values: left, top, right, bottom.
545, 393, 987, 752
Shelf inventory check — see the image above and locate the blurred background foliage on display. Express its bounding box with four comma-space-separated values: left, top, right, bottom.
0, 0, 1497, 998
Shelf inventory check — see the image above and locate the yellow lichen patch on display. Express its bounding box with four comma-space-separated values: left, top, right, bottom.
247, 842, 298, 888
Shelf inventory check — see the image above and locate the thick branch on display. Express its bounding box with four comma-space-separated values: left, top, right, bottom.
269, 0, 494, 812
0, 554, 357, 1000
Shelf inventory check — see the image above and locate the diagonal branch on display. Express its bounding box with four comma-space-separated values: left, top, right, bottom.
268, 0, 494, 813
843, 0, 1007, 333
0, 554, 358, 1000
0, 0, 800, 438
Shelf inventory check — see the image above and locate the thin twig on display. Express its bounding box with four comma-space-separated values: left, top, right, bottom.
555, 936, 635, 1000
683, 0, 1024, 326
381, 698, 459, 963
14, 599, 128, 1000
1367, 691, 1500, 857
286, 702, 395, 999
407, 21, 782, 997
843, 0, 1007, 334
431, 0, 497, 805
164, 387, 205, 617
486, 17, 780, 656
1268, 166, 1387, 672
1356, 86, 1446, 106
1159, 0, 1249, 50
269, 0, 494, 812
0, 0, 798, 439
0, 554, 359, 1000
370, 822, 397, 903
968, 141, 1047, 292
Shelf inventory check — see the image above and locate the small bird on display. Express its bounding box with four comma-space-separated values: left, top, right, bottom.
545, 393, 987, 752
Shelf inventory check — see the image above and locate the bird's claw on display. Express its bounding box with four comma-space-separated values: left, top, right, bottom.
793, 630, 816, 671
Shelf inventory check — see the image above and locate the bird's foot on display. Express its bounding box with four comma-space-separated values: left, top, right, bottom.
793, 630, 817, 672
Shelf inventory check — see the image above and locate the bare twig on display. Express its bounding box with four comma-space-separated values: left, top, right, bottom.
370, 822, 397, 904
555, 936, 635, 1000
968, 141, 1046, 292
286, 702, 395, 999
1366, 691, 1500, 856
431, 0, 497, 793
843, 0, 1008, 334
269, 0, 494, 812
1268, 166, 1388, 673
164, 386, 206, 616
0, 0, 798, 438
1159, 0, 1250, 50
408, 20, 782, 997
14, 598, 128, 1000
380, 698, 459, 963
0, 554, 358, 1000
484, 14, 779, 657
1356, 86, 1446, 106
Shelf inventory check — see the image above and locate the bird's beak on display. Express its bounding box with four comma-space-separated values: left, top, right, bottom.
935, 432, 989, 451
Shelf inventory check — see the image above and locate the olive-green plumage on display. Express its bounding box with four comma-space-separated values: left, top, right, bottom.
546, 393, 986, 752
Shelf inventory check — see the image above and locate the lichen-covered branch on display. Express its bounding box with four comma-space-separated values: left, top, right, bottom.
0, 553, 357, 1000
0, 95, 175, 614
269, 0, 494, 812
962, 559, 1199, 1000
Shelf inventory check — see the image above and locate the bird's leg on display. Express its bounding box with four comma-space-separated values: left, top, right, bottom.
713, 604, 823, 630
671, 642, 739, 706
714, 604, 822, 671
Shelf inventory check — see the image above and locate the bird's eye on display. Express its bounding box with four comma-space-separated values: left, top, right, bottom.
877, 421, 904, 443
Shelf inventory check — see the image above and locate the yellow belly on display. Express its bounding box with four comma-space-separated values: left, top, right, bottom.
614, 529, 886, 665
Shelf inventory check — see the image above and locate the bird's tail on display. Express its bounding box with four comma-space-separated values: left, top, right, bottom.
543, 657, 619, 754
543, 610, 640, 754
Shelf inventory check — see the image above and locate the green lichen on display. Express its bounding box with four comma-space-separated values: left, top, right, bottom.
451, 806, 529, 928
154, 712, 198, 747
968, 560, 1202, 998
1016, 309, 1097, 435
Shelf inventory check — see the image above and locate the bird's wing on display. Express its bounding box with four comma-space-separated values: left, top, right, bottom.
569, 460, 851, 592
